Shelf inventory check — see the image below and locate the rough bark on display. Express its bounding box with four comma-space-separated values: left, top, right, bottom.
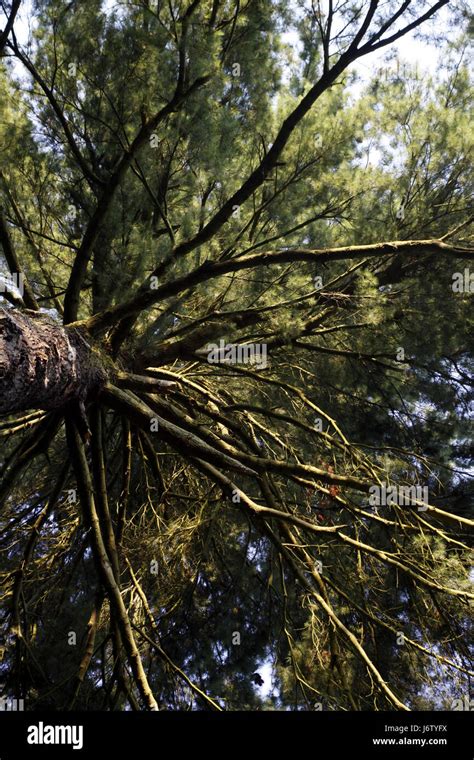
0, 307, 108, 415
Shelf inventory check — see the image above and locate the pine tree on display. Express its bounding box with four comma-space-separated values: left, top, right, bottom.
0, 0, 472, 711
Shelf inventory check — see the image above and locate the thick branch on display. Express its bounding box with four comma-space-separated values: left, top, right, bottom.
101, 383, 258, 476
65, 417, 159, 710
0, 0, 20, 53
82, 238, 474, 334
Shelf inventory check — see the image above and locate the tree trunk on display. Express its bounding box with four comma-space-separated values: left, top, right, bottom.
0, 307, 108, 415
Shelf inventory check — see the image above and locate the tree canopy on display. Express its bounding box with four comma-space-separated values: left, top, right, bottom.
0, 0, 472, 712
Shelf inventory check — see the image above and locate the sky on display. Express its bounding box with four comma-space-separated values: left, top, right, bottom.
280, 2, 459, 89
